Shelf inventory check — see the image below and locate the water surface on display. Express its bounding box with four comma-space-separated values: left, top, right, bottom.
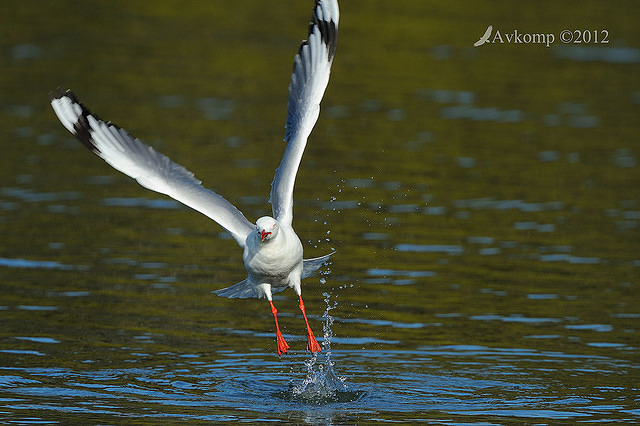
1, 0, 639, 423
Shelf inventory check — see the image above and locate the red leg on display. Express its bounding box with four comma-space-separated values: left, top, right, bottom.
269, 301, 289, 355
298, 295, 322, 353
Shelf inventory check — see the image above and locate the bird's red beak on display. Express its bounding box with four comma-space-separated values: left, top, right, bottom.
261, 230, 272, 242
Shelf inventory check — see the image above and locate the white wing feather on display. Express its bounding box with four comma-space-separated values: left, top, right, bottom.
269, 0, 339, 226
50, 89, 254, 247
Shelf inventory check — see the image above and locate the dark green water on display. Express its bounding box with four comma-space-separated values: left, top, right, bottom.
1, 1, 639, 423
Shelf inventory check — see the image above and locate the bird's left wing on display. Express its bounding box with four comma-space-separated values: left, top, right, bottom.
269, 0, 339, 226
50, 89, 254, 247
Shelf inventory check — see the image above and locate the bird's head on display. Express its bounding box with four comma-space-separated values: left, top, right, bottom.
255, 216, 279, 243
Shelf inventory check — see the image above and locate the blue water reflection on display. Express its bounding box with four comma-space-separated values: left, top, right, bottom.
1, 0, 639, 423
2, 344, 637, 423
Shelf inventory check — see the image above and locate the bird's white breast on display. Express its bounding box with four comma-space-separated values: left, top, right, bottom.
243, 225, 303, 281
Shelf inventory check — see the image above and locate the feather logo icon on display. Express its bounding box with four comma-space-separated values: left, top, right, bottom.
474, 25, 493, 47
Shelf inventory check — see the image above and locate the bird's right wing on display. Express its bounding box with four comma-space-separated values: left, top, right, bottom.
269, 0, 339, 226
50, 88, 254, 247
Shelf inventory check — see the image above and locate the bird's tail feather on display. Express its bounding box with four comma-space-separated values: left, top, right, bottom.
301, 252, 334, 279
213, 278, 256, 299
214, 252, 334, 299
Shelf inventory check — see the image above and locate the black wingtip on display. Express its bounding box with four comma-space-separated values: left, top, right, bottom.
73, 114, 101, 154
50, 87, 102, 154
299, 0, 338, 62
49, 87, 77, 102
48, 87, 62, 102
312, 0, 339, 61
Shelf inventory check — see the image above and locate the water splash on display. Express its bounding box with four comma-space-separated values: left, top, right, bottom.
283, 292, 363, 404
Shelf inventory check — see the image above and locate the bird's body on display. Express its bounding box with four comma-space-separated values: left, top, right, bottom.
244, 218, 304, 298
50, 0, 339, 356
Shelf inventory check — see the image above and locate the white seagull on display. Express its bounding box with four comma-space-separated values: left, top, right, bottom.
50, 0, 339, 356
